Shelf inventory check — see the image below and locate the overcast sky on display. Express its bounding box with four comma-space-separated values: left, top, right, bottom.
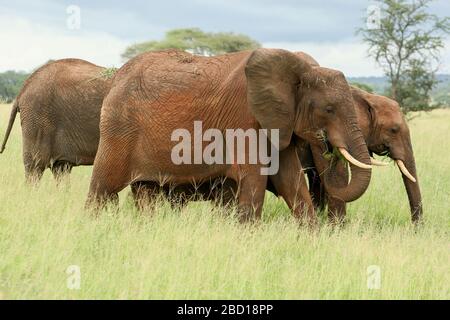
0, 0, 449, 76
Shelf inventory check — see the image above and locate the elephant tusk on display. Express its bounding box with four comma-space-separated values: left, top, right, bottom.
396, 160, 417, 183
338, 148, 372, 169
371, 158, 389, 166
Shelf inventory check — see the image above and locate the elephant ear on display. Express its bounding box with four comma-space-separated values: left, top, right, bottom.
245, 48, 313, 150
351, 86, 376, 121
293, 51, 320, 67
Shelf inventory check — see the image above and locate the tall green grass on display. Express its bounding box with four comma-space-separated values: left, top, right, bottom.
0, 104, 448, 299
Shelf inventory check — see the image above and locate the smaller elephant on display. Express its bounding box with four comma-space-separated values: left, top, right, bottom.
0, 59, 112, 182
293, 51, 422, 223
307, 86, 422, 223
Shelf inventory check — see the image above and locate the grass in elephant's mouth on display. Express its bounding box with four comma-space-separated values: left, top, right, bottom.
0, 104, 449, 300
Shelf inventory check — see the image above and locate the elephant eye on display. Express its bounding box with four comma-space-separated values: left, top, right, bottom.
325, 106, 334, 114
390, 126, 400, 134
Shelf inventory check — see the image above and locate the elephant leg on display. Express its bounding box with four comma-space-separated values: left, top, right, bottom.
51, 161, 73, 183
270, 145, 317, 226
86, 142, 130, 210
307, 168, 326, 212
327, 196, 347, 225
130, 181, 161, 211
235, 170, 267, 222
23, 152, 46, 184
22, 133, 53, 184
325, 158, 349, 225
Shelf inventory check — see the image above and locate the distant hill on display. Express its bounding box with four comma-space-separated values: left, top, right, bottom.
348, 76, 389, 93
348, 74, 450, 106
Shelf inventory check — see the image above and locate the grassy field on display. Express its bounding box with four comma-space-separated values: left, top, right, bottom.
0, 103, 448, 299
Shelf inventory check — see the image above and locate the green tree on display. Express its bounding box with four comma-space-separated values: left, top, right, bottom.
350, 82, 374, 93
0, 71, 29, 103
121, 28, 261, 61
357, 0, 450, 114
396, 59, 440, 112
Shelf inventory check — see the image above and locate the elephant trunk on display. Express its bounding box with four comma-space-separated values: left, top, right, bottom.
311, 120, 372, 202
397, 143, 422, 223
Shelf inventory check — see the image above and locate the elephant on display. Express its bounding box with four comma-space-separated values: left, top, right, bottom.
132, 52, 422, 224
307, 86, 422, 223
0, 59, 112, 182
292, 52, 422, 223
87, 48, 372, 223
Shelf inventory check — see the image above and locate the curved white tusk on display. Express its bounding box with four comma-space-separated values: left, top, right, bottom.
338, 148, 372, 169
396, 160, 417, 183
371, 158, 389, 166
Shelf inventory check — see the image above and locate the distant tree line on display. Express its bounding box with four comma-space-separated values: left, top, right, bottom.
0, 71, 29, 103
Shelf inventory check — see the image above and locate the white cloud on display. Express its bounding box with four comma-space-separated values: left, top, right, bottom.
1, 11, 448, 78
0, 14, 129, 72
264, 39, 450, 77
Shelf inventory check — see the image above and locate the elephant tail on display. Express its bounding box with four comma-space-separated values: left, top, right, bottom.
0, 100, 19, 153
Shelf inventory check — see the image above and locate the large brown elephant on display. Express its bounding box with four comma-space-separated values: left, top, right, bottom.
0, 59, 111, 181
132, 52, 422, 224
88, 48, 372, 223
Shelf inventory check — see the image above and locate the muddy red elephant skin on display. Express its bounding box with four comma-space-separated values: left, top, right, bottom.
135, 88, 423, 224
87, 49, 372, 222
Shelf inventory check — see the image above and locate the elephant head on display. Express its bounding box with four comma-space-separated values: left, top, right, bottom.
245, 48, 372, 202
351, 86, 423, 222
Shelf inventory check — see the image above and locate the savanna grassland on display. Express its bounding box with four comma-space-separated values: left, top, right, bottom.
0, 103, 448, 299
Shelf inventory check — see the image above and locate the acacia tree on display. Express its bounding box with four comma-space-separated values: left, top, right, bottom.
357, 0, 450, 113
122, 28, 261, 61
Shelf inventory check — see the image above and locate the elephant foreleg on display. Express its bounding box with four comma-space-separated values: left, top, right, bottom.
307, 168, 327, 212
327, 196, 347, 225
325, 158, 349, 225
235, 169, 267, 222
270, 145, 317, 226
